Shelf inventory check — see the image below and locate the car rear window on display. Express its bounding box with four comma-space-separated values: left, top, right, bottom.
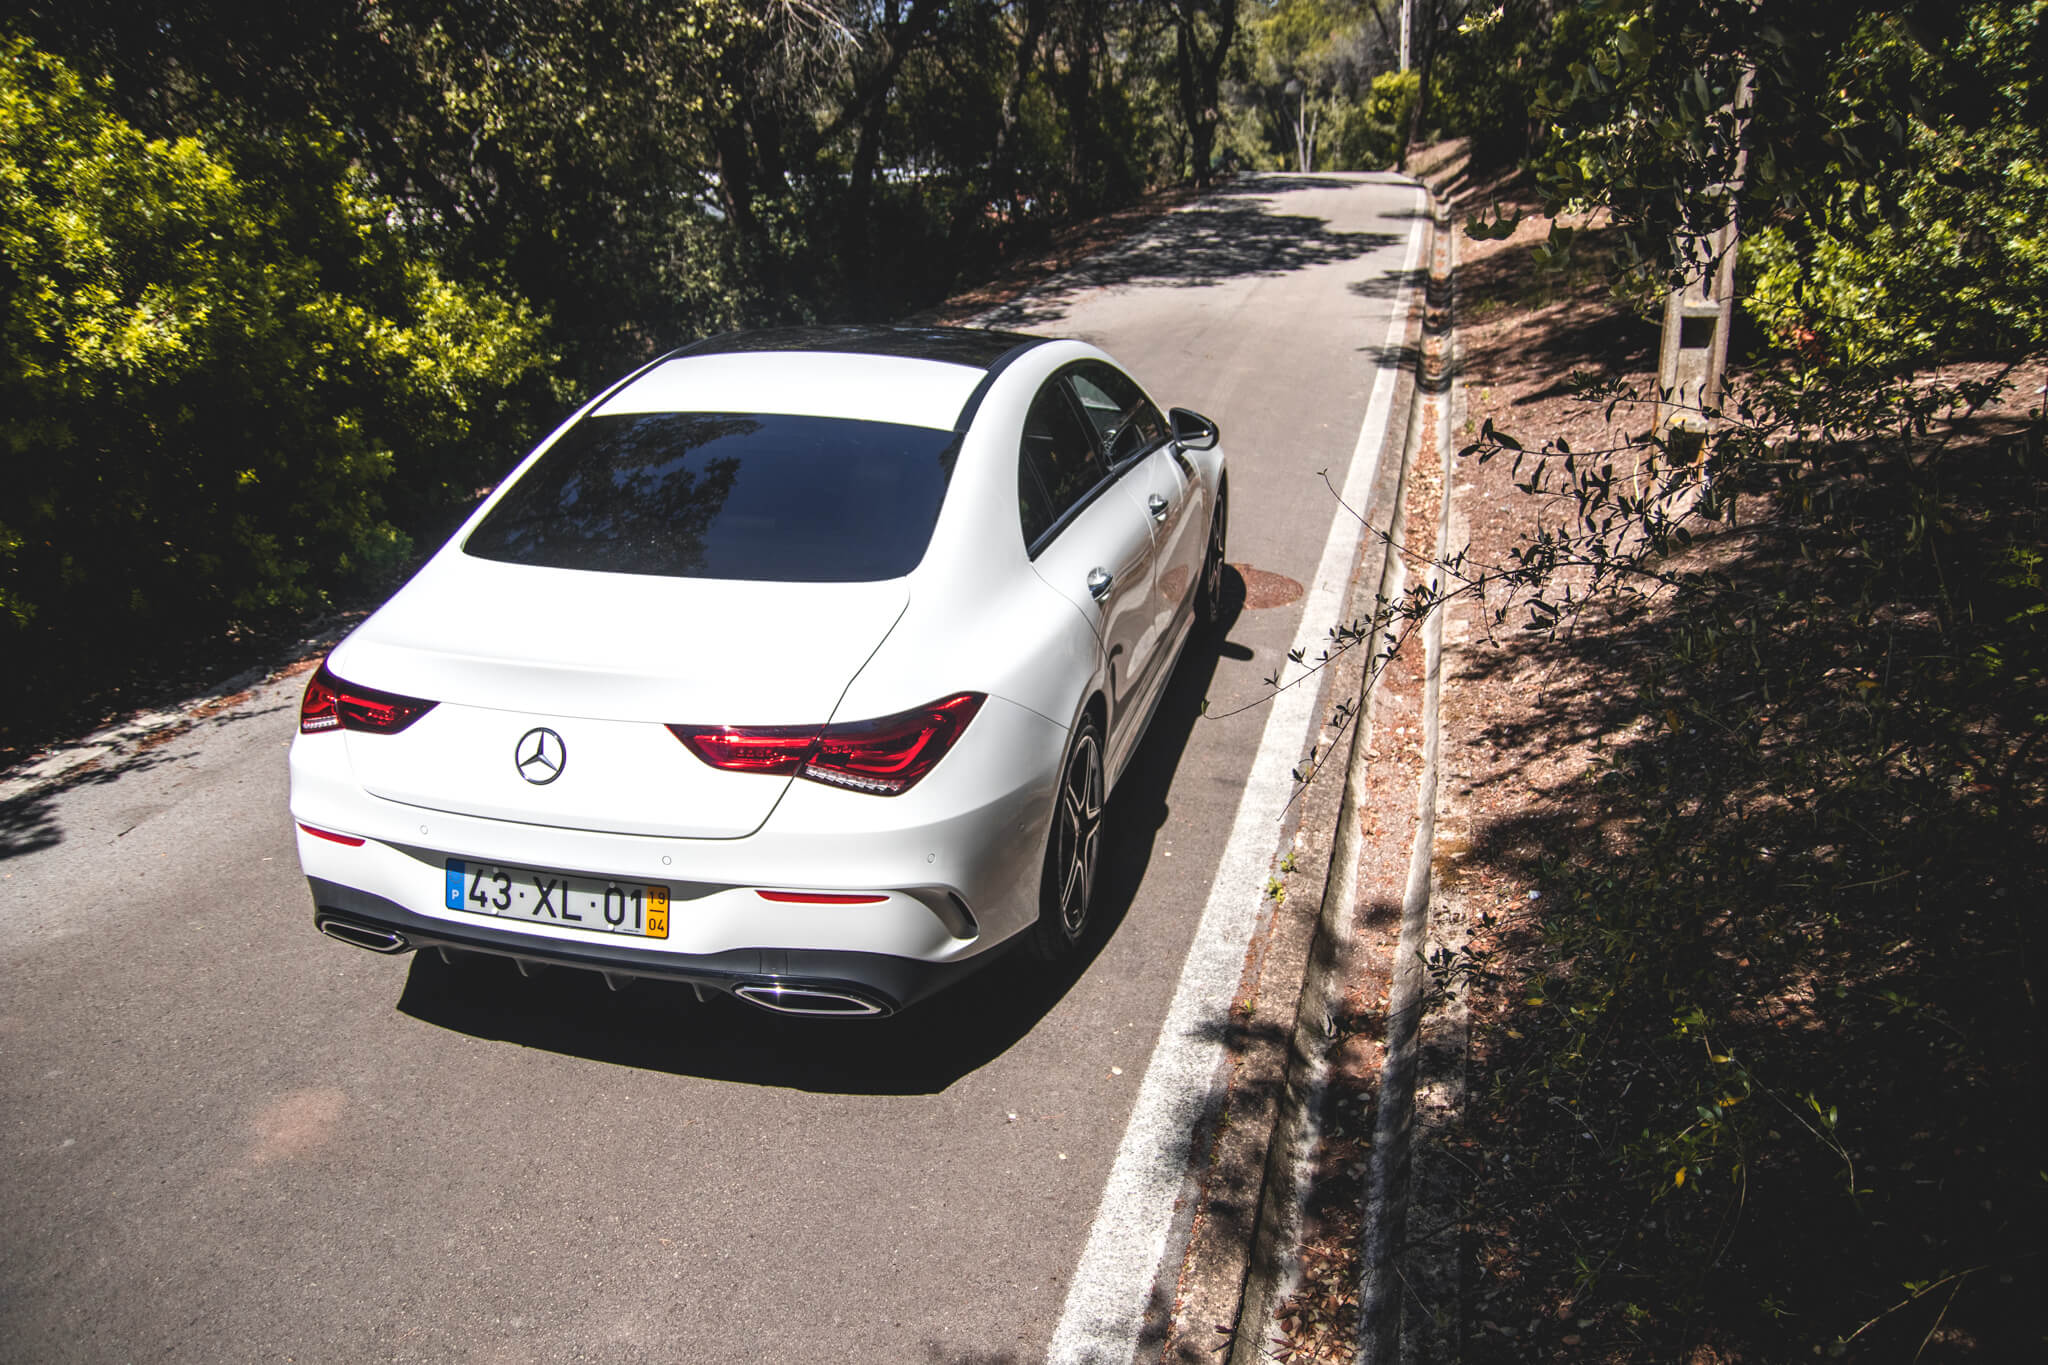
463, 412, 958, 582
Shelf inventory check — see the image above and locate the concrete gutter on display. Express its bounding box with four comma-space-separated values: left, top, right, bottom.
1224, 268, 1428, 1365
1220, 188, 1471, 1365
1357, 203, 1461, 1365
1146, 178, 1431, 1365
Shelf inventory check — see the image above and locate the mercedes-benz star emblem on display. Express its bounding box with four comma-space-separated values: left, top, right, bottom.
514, 727, 567, 786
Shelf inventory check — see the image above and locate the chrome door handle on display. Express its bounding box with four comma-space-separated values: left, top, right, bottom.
1147, 493, 1170, 521
1086, 567, 1114, 601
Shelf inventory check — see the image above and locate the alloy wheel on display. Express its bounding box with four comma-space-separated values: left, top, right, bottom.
1049, 726, 1104, 942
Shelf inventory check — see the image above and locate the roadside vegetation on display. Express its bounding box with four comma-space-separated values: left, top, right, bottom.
1443, 237, 2045, 1361
1321, 2, 2045, 1358
1248, 2, 2040, 1359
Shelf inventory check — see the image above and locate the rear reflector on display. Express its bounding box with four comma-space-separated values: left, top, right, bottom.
755, 890, 889, 905
297, 822, 366, 846
670, 693, 984, 796
300, 663, 438, 735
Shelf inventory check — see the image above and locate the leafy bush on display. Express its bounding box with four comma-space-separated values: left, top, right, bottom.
0, 36, 549, 659
1736, 4, 2048, 373
1430, 0, 1565, 168
1327, 70, 1419, 172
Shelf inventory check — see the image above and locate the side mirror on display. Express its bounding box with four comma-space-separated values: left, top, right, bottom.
1169, 407, 1220, 451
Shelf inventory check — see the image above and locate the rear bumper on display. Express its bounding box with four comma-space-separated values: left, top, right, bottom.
308, 878, 995, 1015
289, 692, 1064, 962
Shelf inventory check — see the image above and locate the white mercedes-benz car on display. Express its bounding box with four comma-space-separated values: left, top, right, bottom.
290, 325, 1225, 1015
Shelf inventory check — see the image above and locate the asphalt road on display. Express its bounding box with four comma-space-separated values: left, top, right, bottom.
0, 172, 1426, 1365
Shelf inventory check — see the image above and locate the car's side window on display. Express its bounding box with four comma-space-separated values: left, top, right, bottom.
1019, 379, 1110, 550
1068, 362, 1167, 467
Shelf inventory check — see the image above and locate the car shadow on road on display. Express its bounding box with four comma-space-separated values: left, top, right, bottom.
394, 576, 1254, 1094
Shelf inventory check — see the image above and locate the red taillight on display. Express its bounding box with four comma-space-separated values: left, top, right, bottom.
297, 822, 366, 846
809, 693, 986, 792
671, 723, 818, 775
669, 692, 985, 796
299, 663, 438, 736
300, 668, 342, 733
755, 890, 889, 905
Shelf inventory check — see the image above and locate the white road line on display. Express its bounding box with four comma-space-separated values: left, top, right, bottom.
1046, 191, 1427, 1365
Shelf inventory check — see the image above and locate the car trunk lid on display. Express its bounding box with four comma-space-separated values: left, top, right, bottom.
328, 553, 908, 839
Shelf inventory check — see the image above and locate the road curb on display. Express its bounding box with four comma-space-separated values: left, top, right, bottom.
1219, 192, 1444, 1363
1215, 189, 1465, 1365
1358, 202, 1461, 1365
1395, 221, 1471, 1365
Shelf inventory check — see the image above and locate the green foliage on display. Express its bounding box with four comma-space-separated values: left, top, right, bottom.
1233, 0, 1411, 172
1, 4, 1256, 736
1431, 0, 1580, 167
0, 35, 548, 652
299, 0, 761, 382
1304, 0, 2048, 1354
1742, 4, 2048, 372
17, 1, 1251, 362
1326, 69, 1418, 171
1487, 1, 2048, 364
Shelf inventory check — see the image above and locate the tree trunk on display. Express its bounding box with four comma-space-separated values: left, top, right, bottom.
1173, 0, 1240, 189
993, 0, 1051, 215
839, 0, 942, 307
1398, 0, 1442, 171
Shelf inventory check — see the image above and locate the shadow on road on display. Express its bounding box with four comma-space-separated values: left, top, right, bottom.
0, 700, 289, 860
1347, 266, 1429, 303
1211, 173, 1383, 195
395, 574, 1256, 1094
981, 181, 1404, 329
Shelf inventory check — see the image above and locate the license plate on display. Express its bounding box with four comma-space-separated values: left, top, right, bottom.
444, 860, 669, 940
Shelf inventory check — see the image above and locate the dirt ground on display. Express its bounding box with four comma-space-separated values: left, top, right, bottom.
1261, 159, 1661, 1363
1264, 146, 2046, 1363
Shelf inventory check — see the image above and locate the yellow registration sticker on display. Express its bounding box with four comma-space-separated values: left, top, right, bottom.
646, 887, 670, 939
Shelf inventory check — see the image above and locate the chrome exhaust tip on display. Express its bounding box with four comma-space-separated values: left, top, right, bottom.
733, 983, 887, 1017
317, 916, 409, 954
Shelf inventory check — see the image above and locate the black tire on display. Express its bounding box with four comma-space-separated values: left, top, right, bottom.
1027, 713, 1106, 961
1196, 486, 1228, 631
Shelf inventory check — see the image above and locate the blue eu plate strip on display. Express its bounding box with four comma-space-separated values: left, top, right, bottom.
445, 860, 466, 910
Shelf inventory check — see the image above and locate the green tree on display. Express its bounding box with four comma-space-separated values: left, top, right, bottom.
17, 1, 1242, 351
16, 0, 760, 383
2, 0, 1254, 733
1741, 2, 2048, 371
1449, 1, 2047, 371
0, 36, 547, 655
1169, 0, 1243, 185
1431, 0, 1565, 167
1231, 1, 1430, 172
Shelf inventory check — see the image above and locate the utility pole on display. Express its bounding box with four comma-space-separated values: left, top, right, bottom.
1399, 0, 1411, 71
1655, 66, 1754, 451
